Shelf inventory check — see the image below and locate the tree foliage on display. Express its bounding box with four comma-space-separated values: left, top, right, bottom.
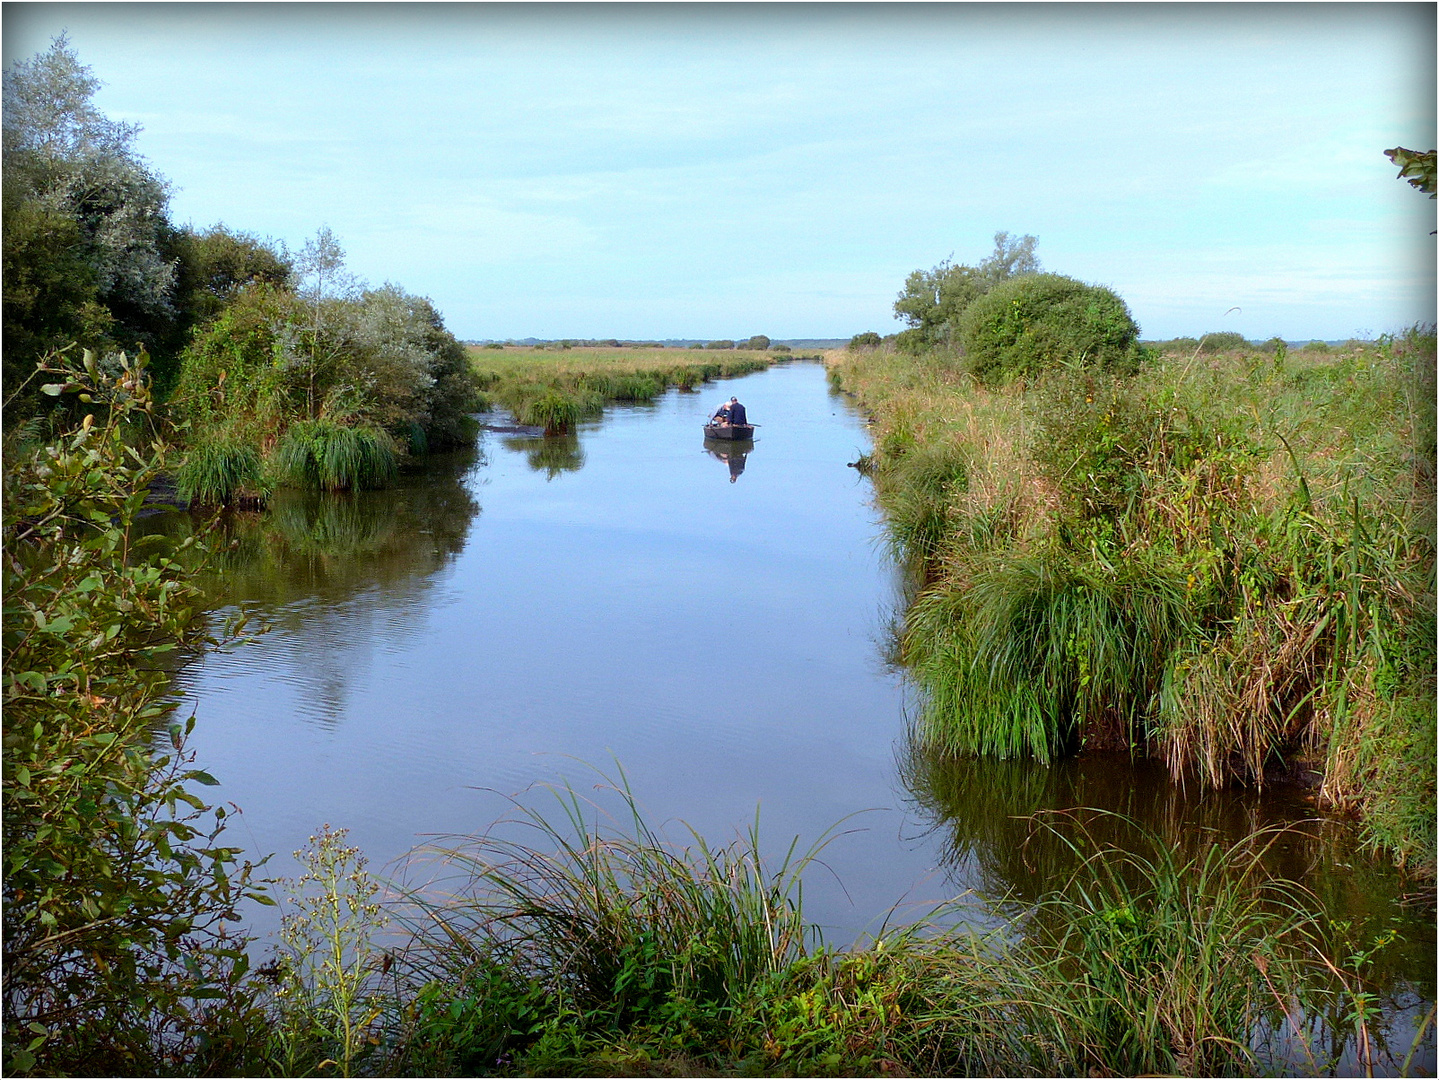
2, 35, 176, 388
958, 273, 1141, 384
169, 240, 480, 492
1384, 146, 1437, 198
2, 348, 271, 1074
893, 231, 1041, 350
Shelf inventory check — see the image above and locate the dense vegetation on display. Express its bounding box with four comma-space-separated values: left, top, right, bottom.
829, 242, 1436, 874
2, 352, 271, 1074
4, 38, 480, 504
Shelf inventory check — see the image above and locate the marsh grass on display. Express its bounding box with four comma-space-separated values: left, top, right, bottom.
469, 346, 778, 433
362, 774, 1394, 1077
828, 329, 1436, 870
388, 768, 832, 1072
276, 418, 400, 492
174, 434, 267, 506
504, 384, 604, 434
905, 551, 1194, 761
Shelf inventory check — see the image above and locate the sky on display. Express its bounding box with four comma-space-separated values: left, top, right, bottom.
3, 2, 1435, 342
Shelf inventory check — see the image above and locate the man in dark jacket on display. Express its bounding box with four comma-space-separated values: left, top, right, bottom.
727, 397, 747, 425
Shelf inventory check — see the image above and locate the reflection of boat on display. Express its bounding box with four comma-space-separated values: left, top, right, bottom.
703, 423, 754, 440
704, 440, 750, 482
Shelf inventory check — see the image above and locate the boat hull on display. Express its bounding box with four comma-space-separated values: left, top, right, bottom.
703, 423, 754, 440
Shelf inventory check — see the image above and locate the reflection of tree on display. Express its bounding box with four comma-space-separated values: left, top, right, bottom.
191, 447, 481, 611
503, 433, 584, 479
898, 737, 1436, 993
143, 448, 482, 728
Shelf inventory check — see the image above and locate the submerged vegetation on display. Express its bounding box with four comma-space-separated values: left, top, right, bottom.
831, 244, 1436, 873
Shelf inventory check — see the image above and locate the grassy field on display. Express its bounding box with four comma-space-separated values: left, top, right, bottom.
465, 345, 787, 433
825, 332, 1436, 874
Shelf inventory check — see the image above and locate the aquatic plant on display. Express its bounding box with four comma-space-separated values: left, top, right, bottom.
174, 434, 267, 506
828, 324, 1436, 869
373, 772, 1395, 1077
275, 418, 399, 492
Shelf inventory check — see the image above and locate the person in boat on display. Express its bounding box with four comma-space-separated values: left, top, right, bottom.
727, 397, 747, 426
712, 401, 732, 424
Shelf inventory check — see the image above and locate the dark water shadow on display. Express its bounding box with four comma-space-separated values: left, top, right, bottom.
897, 737, 1436, 1074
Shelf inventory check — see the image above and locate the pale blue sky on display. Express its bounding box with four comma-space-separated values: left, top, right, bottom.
4, 2, 1435, 341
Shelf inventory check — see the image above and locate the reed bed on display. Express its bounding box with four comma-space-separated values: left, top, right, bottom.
468, 346, 782, 432
275, 418, 400, 492
273, 773, 1411, 1077
827, 329, 1436, 872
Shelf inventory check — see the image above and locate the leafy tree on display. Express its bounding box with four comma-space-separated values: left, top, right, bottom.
893, 231, 1040, 350
293, 226, 356, 418
743, 334, 771, 350
1385, 146, 1437, 197
169, 224, 291, 330
2, 37, 177, 363
958, 273, 1140, 384
849, 331, 883, 349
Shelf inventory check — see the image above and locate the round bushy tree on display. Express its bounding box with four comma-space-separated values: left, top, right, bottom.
958, 273, 1140, 384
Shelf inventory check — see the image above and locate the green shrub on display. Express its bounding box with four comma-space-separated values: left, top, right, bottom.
1197, 330, 1248, 353
958, 273, 1140, 384
895, 327, 929, 355
704, 339, 735, 350
276, 419, 399, 492
743, 334, 771, 350
770, 343, 792, 354
849, 331, 883, 349
3, 349, 269, 1075
174, 436, 267, 506
1302, 339, 1332, 353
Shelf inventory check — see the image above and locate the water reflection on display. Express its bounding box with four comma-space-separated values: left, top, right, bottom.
898, 738, 1436, 1070
503, 433, 584, 479
147, 448, 483, 728
703, 437, 753, 483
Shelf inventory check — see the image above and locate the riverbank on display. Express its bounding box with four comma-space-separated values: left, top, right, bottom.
824, 332, 1437, 875
465, 345, 805, 431
7, 355, 1431, 1076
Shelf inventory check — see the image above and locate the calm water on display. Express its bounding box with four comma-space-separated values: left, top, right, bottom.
162, 360, 1432, 1073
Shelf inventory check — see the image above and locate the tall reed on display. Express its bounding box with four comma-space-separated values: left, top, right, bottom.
275, 419, 399, 492
174, 435, 266, 506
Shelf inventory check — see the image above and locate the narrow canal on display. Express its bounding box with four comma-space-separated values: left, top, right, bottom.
164, 359, 1432, 1073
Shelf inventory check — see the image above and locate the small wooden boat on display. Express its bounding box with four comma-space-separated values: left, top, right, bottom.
703, 423, 754, 440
